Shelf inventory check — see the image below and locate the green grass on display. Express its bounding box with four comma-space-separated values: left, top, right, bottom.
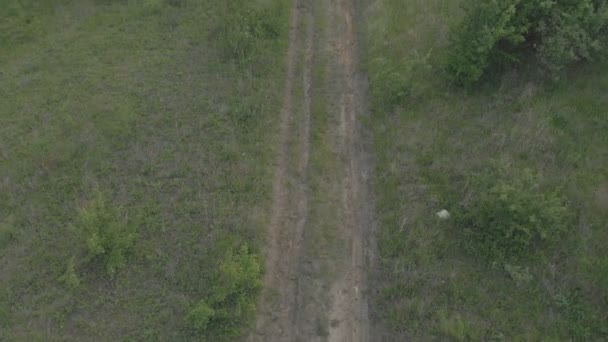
0, 0, 289, 340
362, 0, 608, 340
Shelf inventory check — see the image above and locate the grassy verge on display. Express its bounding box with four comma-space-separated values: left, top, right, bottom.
0, 0, 289, 340
362, 0, 608, 340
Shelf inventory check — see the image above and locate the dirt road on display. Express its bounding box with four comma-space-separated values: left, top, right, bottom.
251, 0, 375, 341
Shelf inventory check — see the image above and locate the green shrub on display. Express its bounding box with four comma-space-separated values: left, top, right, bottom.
456, 168, 571, 262
447, 0, 525, 86
536, 1, 608, 76
448, 0, 608, 85
187, 301, 215, 331
188, 242, 262, 339
73, 188, 136, 276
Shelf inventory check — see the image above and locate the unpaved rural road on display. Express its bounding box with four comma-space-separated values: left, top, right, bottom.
250, 0, 375, 341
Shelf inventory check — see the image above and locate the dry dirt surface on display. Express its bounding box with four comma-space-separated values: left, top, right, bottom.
250, 0, 376, 341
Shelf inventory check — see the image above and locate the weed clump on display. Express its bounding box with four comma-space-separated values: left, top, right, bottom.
188, 242, 262, 339
456, 168, 571, 263
61, 257, 81, 289
73, 188, 136, 276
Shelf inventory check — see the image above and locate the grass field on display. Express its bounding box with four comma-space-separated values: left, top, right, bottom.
363, 0, 608, 340
3, 0, 607, 340
0, 0, 289, 340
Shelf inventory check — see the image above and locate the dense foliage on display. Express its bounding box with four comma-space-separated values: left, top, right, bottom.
457, 168, 571, 262
448, 0, 608, 85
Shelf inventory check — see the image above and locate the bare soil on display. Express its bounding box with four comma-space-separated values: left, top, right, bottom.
250, 0, 375, 341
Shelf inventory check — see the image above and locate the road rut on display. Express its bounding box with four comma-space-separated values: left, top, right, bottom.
251, 0, 375, 341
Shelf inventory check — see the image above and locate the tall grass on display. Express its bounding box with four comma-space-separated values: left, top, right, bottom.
0, 0, 289, 340
362, 0, 608, 340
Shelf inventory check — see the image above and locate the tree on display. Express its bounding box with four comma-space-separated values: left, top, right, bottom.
448, 0, 608, 85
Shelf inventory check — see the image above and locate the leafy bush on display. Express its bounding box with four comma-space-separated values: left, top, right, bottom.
73, 188, 136, 276
447, 1, 525, 86
456, 168, 571, 262
187, 301, 215, 331
448, 0, 608, 85
536, 1, 608, 75
188, 242, 262, 339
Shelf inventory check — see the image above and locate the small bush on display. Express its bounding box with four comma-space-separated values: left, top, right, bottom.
448, 0, 608, 85
456, 168, 571, 262
74, 188, 136, 276
187, 301, 215, 331
188, 242, 262, 339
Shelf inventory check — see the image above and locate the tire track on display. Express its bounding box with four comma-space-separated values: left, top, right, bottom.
326, 0, 374, 341
250, 0, 315, 340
